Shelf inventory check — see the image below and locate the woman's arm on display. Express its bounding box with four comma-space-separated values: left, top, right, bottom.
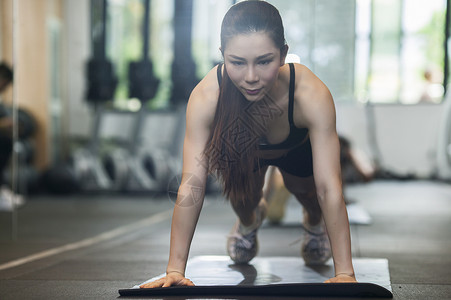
140, 68, 219, 288
295, 64, 356, 282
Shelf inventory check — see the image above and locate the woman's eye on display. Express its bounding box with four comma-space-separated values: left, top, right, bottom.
231, 61, 244, 66
259, 60, 272, 65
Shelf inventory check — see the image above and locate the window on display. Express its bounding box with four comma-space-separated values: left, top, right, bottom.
91, 0, 174, 110
269, 0, 357, 103
355, 0, 447, 104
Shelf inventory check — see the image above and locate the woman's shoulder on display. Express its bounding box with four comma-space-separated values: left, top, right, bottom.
279, 63, 319, 87
289, 63, 334, 127
186, 65, 221, 123
289, 63, 319, 84
290, 63, 331, 101
189, 65, 221, 106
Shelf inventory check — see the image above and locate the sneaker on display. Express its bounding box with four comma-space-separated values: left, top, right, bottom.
227, 202, 266, 264
0, 186, 25, 211
301, 222, 332, 265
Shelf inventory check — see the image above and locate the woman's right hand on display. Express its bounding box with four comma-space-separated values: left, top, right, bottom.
139, 272, 195, 288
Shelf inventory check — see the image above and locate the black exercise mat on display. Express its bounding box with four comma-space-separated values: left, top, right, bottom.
119, 256, 393, 298
119, 282, 392, 298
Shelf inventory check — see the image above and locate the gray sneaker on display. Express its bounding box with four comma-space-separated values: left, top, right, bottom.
227, 204, 266, 264
301, 222, 332, 265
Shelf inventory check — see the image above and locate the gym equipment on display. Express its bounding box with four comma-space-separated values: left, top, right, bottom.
104, 140, 175, 192
13, 140, 39, 194
119, 256, 393, 298
102, 147, 129, 191
0, 109, 38, 195
70, 109, 113, 192
40, 163, 80, 195
70, 0, 117, 192
0, 106, 37, 139
103, 0, 175, 192
170, 0, 198, 106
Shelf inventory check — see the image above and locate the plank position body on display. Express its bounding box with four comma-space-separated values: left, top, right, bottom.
141, 0, 356, 288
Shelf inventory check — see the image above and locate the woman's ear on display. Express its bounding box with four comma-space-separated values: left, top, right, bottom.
280, 44, 289, 65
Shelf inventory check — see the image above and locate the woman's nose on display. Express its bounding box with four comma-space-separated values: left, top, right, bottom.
245, 66, 259, 83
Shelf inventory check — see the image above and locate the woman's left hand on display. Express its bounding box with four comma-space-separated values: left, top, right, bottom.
324, 274, 357, 283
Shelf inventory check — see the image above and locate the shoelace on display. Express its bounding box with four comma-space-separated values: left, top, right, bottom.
301, 223, 326, 236
227, 204, 264, 250
289, 223, 327, 247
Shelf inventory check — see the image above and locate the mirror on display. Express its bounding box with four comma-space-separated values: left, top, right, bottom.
0, 0, 18, 239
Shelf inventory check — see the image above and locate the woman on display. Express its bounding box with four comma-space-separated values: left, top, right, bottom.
141, 0, 356, 288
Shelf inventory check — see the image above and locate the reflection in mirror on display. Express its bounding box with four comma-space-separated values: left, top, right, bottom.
0, 61, 16, 220
1, 0, 58, 239
0, 0, 18, 239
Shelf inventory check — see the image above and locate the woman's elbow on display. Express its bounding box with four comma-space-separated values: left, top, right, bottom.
315, 181, 343, 206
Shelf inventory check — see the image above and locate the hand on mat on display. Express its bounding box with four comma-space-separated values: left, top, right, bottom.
139, 272, 195, 288
324, 273, 357, 283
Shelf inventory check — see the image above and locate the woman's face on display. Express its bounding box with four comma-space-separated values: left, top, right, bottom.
223, 32, 285, 102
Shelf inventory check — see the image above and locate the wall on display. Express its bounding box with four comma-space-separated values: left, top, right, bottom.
0, 0, 13, 102
336, 103, 443, 178
0, 0, 65, 169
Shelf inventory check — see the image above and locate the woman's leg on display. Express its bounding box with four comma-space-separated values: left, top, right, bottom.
264, 166, 291, 224
230, 166, 268, 227
279, 170, 322, 226
279, 169, 331, 265
227, 166, 268, 264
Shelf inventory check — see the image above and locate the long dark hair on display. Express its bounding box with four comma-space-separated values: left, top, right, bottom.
203, 1, 287, 205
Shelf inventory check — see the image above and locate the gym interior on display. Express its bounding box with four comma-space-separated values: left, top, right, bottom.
0, 0, 450, 299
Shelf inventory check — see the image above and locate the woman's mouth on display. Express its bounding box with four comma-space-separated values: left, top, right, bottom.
245, 88, 261, 96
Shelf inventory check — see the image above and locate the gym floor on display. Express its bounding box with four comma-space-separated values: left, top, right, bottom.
0, 180, 450, 300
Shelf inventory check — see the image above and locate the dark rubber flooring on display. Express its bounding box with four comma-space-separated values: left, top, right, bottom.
1, 180, 451, 299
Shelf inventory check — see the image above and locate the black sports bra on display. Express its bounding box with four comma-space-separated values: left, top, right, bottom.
216, 63, 309, 151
